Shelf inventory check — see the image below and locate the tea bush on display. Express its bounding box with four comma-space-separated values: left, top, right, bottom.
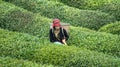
0, 2, 119, 57
0, 28, 50, 58
99, 21, 120, 35
51, 0, 111, 10
98, 0, 120, 20
33, 45, 120, 67
1, 42, 120, 66
68, 26, 120, 57
0, 29, 120, 67
0, 57, 56, 67
4, 0, 116, 30
0, 1, 52, 38
51, 0, 120, 21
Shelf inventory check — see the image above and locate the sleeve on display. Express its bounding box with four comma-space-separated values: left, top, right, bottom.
49, 29, 54, 42
63, 29, 69, 41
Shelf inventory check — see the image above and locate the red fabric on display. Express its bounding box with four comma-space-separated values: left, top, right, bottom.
52, 19, 61, 27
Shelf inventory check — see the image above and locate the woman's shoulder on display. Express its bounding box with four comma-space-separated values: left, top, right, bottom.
49, 28, 53, 33
60, 27, 66, 31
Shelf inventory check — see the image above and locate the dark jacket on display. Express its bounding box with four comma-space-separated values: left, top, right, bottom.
49, 27, 69, 43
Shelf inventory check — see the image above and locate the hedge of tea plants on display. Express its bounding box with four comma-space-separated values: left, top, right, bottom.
98, 0, 120, 20
99, 21, 120, 35
68, 26, 120, 57
51, 0, 120, 21
0, 1, 52, 38
33, 45, 120, 67
3, 0, 116, 30
0, 1, 119, 57
51, 0, 111, 10
0, 28, 50, 58
0, 29, 120, 67
0, 57, 56, 67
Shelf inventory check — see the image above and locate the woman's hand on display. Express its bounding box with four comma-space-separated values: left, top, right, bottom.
62, 39, 67, 46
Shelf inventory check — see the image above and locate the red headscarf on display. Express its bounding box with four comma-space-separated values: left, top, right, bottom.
52, 19, 60, 27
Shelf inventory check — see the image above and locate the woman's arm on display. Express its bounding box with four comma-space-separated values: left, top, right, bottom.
49, 29, 54, 42
62, 39, 67, 45
62, 29, 69, 45
63, 29, 69, 41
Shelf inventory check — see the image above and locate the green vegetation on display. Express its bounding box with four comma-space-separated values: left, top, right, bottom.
4, 0, 116, 30
0, 28, 49, 59
52, 0, 120, 21
0, 57, 55, 67
0, 2, 51, 38
98, 0, 120, 20
0, 0, 120, 66
99, 21, 120, 35
69, 27, 120, 57
0, 1, 119, 57
51, 0, 111, 10
0, 29, 120, 67
34, 45, 120, 67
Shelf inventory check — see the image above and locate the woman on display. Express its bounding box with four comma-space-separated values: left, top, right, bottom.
49, 19, 69, 45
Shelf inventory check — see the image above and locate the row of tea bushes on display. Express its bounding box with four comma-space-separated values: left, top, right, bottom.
69, 26, 120, 57
0, 56, 56, 67
51, 0, 112, 10
33, 45, 120, 67
0, 1, 119, 57
99, 21, 120, 35
51, 0, 120, 21
0, 1, 52, 38
0, 28, 50, 58
3, 0, 116, 30
0, 29, 120, 67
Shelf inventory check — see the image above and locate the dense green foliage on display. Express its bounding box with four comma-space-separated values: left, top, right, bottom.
0, 2, 51, 38
0, 0, 120, 66
99, 21, 120, 35
51, 0, 111, 10
0, 28, 49, 58
51, 0, 120, 21
0, 57, 55, 67
98, 0, 120, 20
4, 0, 116, 30
0, 1, 119, 57
69, 27, 120, 57
34, 45, 120, 67
0, 29, 120, 67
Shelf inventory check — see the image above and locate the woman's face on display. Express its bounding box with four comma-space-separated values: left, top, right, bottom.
55, 26, 60, 30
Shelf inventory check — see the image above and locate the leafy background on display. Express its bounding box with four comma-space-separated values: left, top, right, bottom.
0, 0, 120, 67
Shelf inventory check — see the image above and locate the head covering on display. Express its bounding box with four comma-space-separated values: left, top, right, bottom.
52, 19, 61, 27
